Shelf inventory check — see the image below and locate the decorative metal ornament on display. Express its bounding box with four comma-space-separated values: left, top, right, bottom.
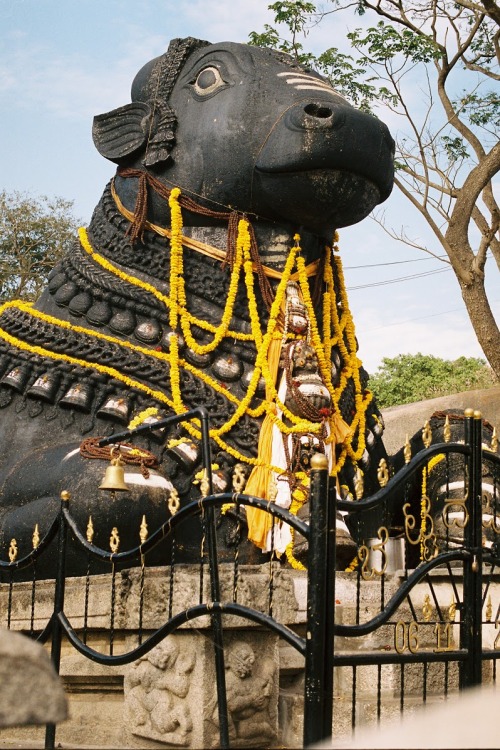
422, 420, 432, 449
1, 365, 30, 392
109, 527, 120, 553
98, 447, 129, 492
97, 395, 131, 423
212, 355, 243, 382
377, 458, 389, 487
354, 467, 364, 500
443, 415, 451, 443
139, 515, 148, 544
285, 341, 331, 417
232, 463, 247, 493
59, 382, 94, 412
27, 372, 60, 403
168, 488, 181, 515
86, 516, 95, 544
404, 435, 412, 464
491, 427, 498, 453
8, 538, 18, 563
32, 524, 40, 550
134, 319, 162, 344
285, 281, 308, 334
422, 595, 433, 622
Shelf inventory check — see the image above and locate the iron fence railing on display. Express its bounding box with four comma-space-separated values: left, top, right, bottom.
0, 410, 499, 748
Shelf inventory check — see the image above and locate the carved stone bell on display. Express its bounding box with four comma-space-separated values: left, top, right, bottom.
1, 365, 31, 392
27, 372, 60, 403
59, 382, 95, 412
97, 395, 131, 423
167, 439, 201, 470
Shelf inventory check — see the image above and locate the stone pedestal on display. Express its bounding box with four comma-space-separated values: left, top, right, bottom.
0, 566, 498, 748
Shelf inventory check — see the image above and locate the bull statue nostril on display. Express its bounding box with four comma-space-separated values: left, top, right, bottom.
304, 103, 333, 119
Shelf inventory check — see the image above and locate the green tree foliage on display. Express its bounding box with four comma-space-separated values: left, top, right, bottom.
0, 191, 80, 303
249, 2, 500, 379
368, 353, 497, 408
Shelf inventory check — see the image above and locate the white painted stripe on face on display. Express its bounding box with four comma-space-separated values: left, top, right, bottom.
277, 71, 325, 80
282, 77, 333, 88
277, 70, 347, 100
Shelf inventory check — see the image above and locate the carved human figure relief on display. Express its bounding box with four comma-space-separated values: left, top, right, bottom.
124, 638, 195, 746
208, 639, 278, 746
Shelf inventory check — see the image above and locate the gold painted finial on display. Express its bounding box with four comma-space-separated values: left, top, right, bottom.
377, 458, 389, 488
8, 539, 18, 563
448, 597, 457, 622
139, 515, 148, 544
354, 467, 364, 499
492, 427, 498, 453
404, 434, 412, 464
32, 524, 40, 550
60, 490, 71, 502
422, 420, 432, 449
86, 516, 94, 544
168, 488, 180, 515
464, 408, 474, 418
474, 410, 482, 420
422, 595, 433, 622
109, 527, 120, 553
311, 452, 328, 470
443, 415, 451, 443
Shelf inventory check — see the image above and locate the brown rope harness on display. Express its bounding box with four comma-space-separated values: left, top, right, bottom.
80, 437, 159, 479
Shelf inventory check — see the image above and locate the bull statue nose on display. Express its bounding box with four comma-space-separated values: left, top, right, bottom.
304, 102, 334, 123
287, 100, 346, 131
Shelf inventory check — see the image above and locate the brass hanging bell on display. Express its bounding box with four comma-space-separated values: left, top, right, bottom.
98, 447, 129, 492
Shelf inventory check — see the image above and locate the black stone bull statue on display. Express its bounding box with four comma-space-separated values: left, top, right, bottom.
0, 37, 396, 576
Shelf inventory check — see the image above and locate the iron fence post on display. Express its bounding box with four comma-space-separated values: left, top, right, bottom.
460, 409, 483, 689
322, 480, 337, 738
45, 491, 70, 750
304, 453, 330, 747
199, 408, 229, 748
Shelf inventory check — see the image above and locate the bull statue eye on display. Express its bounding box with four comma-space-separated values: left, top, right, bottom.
193, 66, 225, 96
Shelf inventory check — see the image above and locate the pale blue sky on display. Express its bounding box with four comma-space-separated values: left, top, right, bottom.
1, 0, 498, 373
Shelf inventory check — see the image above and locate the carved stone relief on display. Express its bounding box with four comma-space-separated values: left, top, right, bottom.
124, 639, 195, 746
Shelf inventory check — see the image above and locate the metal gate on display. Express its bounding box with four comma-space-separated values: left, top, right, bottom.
0, 408, 499, 748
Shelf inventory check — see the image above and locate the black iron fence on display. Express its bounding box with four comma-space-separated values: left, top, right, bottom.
0, 409, 499, 748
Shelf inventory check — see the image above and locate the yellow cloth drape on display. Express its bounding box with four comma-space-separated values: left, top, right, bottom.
244, 335, 283, 550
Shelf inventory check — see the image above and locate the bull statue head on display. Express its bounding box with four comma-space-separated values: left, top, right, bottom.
93, 37, 394, 238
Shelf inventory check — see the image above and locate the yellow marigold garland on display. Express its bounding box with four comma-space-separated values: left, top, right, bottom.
1, 204, 371, 488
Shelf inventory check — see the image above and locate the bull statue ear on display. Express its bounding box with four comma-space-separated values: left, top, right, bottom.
92, 102, 152, 163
